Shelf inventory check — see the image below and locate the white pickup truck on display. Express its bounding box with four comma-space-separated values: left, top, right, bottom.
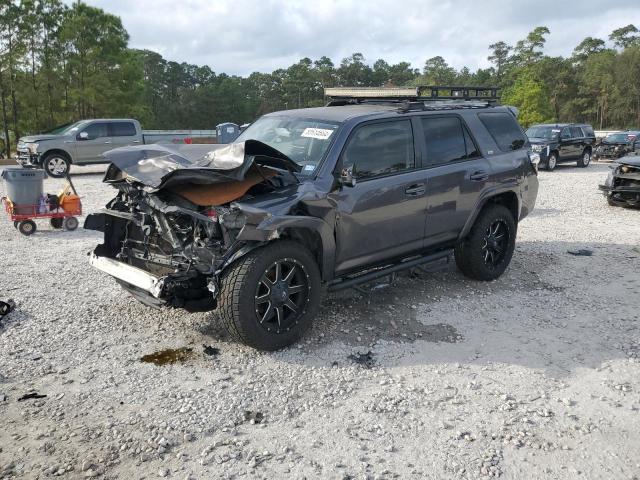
16, 118, 218, 177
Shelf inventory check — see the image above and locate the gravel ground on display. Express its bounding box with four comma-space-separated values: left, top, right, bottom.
0, 162, 639, 480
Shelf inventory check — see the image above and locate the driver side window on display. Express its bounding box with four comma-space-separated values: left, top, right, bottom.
342, 120, 415, 180
79, 122, 109, 140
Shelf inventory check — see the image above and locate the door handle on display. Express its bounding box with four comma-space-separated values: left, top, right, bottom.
133, 140, 141, 143
469, 171, 489, 182
104, 141, 111, 144
405, 183, 426, 196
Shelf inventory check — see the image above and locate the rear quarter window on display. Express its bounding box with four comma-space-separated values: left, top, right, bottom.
110, 122, 137, 137
478, 112, 527, 152
582, 125, 595, 138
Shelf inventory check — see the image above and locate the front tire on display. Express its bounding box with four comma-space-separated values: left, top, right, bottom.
577, 149, 591, 168
545, 152, 558, 171
454, 204, 517, 281
18, 220, 37, 236
43, 153, 70, 178
218, 240, 322, 350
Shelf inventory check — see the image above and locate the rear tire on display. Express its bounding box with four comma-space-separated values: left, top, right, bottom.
545, 152, 558, 171
577, 149, 591, 168
218, 240, 322, 350
18, 220, 36, 236
455, 204, 517, 281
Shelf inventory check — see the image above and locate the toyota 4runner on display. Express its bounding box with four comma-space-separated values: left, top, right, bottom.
86, 86, 539, 350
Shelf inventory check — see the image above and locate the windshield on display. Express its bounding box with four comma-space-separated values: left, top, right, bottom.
526, 126, 560, 140
604, 133, 632, 143
46, 121, 86, 136
235, 116, 340, 174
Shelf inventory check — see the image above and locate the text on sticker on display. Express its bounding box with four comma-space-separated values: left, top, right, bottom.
301, 128, 334, 140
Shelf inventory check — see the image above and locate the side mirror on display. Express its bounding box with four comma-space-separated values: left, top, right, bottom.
339, 168, 356, 188
78, 131, 89, 140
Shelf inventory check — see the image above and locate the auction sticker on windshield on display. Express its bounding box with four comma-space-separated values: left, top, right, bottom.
301, 128, 334, 140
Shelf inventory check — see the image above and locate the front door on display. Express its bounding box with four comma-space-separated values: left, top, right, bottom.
331, 119, 429, 274
75, 122, 111, 164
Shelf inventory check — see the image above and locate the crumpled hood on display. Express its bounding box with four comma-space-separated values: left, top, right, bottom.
18, 134, 61, 144
617, 155, 640, 167
102, 140, 301, 191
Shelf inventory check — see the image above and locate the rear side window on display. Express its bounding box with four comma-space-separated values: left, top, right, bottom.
420, 116, 479, 165
342, 120, 415, 180
582, 125, 595, 138
478, 112, 526, 152
80, 122, 109, 140
110, 122, 137, 137
570, 126, 583, 138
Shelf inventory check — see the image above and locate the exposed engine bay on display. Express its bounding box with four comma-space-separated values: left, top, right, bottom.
85, 140, 305, 311
599, 155, 640, 208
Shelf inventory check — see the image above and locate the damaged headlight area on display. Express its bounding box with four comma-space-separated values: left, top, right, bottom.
599, 159, 640, 208
85, 185, 261, 312
86, 140, 302, 312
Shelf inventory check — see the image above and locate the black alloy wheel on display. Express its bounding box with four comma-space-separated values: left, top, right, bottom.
481, 219, 510, 267
254, 258, 310, 334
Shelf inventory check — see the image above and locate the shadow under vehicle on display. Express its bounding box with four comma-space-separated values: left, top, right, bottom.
85, 86, 539, 350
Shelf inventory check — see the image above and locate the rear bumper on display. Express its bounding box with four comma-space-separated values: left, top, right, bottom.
89, 252, 165, 298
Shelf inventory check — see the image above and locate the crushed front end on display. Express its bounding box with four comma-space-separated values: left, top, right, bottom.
599, 157, 640, 207
85, 141, 301, 311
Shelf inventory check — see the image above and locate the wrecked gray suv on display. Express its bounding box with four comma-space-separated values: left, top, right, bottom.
86, 86, 539, 350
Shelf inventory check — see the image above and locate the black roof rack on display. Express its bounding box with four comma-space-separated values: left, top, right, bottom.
324, 86, 500, 113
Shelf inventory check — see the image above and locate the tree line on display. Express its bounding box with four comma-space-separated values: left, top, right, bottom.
1, 1, 640, 156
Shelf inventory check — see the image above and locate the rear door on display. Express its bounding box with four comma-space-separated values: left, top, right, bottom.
418, 115, 491, 247
570, 126, 586, 157
108, 121, 141, 149
332, 119, 430, 274
559, 127, 578, 159
74, 122, 110, 164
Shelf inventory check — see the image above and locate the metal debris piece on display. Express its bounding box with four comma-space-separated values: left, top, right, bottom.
17, 392, 47, 402
348, 351, 375, 369
203, 345, 220, 356
243, 411, 264, 424
567, 249, 593, 256
0, 299, 15, 318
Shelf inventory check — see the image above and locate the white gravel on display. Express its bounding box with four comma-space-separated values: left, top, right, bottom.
0, 162, 639, 479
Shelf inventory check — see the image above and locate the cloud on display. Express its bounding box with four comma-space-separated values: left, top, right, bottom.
65, 0, 640, 75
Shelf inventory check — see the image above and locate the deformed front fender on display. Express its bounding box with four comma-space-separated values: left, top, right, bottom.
234, 207, 336, 280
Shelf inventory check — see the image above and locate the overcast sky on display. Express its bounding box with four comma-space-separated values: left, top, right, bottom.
67, 0, 640, 76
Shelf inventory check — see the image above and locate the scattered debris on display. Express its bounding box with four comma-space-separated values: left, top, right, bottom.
243, 411, 264, 424
202, 345, 220, 356
567, 249, 593, 256
348, 351, 375, 369
0, 299, 15, 319
140, 347, 194, 366
17, 392, 47, 402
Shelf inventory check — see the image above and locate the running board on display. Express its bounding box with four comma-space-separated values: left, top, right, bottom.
327, 249, 453, 292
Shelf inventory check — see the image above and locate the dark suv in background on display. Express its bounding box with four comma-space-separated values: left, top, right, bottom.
86, 86, 539, 350
526, 123, 596, 171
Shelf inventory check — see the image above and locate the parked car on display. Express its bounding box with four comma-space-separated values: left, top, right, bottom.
594, 131, 640, 161
526, 123, 596, 171
16, 119, 217, 178
86, 86, 539, 350
599, 154, 640, 207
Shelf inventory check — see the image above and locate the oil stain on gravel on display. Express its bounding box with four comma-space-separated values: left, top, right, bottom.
140, 347, 194, 366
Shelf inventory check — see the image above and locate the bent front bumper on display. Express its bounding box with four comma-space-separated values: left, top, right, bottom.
89, 252, 164, 298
